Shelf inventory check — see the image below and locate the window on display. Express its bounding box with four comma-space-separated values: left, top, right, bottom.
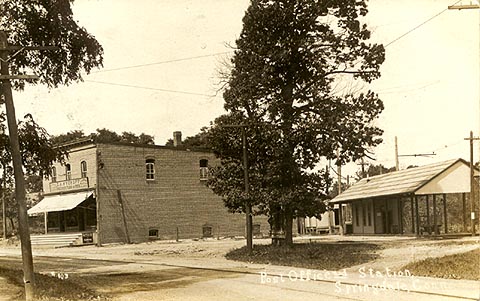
202, 225, 213, 238
146, 159, 155, 180
80, 161, 87, 178
199, 159, 208, 180
149, 229, 158, 238
65, 164, 71, 180
51, 167, 57, 182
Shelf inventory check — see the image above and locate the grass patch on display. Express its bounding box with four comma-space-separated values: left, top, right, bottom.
0, 267, 110, 301
401, 247, 480, 280
226, 242, 382, 270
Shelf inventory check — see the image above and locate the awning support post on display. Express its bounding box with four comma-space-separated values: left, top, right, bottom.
415, 196, 420, 236
410, 196, 415, 234
462, 193, 467, 232
338, 204, 344, 235
433, 194, 438, 236
44, 212, 47, 234
443, 193, 448, 234
426, 195, 430, 234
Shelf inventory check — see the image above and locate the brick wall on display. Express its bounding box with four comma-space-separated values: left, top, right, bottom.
96, 143, 270, 244
42, 144, 97, 193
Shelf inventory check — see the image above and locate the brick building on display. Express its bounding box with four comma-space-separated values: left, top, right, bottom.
28, 133, 269, 244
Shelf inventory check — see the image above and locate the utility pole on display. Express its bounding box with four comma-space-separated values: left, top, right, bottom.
395, 136, 399, 171
448, 2, 480, 165
465, 131, 480, 236
358, 157, 367, 178
0, 30, 58, 301
222, 124, 253, 253
336, 149, 344, 235
2, 166, 6, 240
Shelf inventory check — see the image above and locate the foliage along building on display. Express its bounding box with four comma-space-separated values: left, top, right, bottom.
28, 132, 269, 245
330, 159, 477, 236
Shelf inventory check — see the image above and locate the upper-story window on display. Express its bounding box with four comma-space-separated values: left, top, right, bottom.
80, 161, 87, 178
146, 159, 155, 180
51, 167, 57, 182
65, 164, 71, 180
199, 159, 208, 181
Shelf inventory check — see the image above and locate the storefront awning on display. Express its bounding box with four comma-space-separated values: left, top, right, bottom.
28, 191, 94, 215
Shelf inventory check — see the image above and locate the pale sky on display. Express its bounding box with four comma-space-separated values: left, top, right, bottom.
10, 0, 480, 179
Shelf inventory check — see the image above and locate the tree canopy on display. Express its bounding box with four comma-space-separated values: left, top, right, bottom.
0, 0, 103, 89
51, 128, 155, 146
208, 0, 385, 245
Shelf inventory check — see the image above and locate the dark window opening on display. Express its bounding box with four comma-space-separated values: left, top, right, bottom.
51, 167, 57, 182
199, 159, 209, 180
149, 229, 158, 237
65, 164, 71, 180
80, 161, 87, 178
202, 225, 213, 238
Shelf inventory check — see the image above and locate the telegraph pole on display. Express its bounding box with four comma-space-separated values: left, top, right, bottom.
395, 136, 399, 171
448, 2, 480, 165
0, 30, 58, 301
465, 131, 480, 236
2, 166, 6, 240
222, 124, 253, 253
358, 157, 367, 178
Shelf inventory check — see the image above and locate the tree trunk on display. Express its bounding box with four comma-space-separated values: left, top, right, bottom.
9, 217, 15, 233
284, 206, 293, 246
271, 205, 285, 246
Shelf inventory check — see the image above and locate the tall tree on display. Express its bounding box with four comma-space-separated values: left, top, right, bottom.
1, 1, 103, 298
209, 0, 385, 246
1, 0, 103, 90
0, 113, 66, 234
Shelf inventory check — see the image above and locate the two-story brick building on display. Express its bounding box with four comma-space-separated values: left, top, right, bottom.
28, 133, 269, 244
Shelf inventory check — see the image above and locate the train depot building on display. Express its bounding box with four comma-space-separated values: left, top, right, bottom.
28, 133, 269, 245
330, 159, 477, 236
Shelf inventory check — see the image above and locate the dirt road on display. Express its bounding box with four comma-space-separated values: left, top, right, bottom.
0, 235, 478, 300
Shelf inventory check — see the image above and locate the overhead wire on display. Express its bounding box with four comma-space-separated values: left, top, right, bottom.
84, 80, 219, 97
91, 51, 234, 74
83, 1, 463, 98
384, 0, 462, 47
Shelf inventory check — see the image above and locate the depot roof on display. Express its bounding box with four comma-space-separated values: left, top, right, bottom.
330, 158, 471, 203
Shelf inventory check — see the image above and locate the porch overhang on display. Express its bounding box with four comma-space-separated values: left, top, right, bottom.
28, 191, 94, 215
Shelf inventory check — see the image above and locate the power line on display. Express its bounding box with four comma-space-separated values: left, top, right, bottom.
85, 80, 219, 97
384, 0, 462, 47
91, 51, 233, 74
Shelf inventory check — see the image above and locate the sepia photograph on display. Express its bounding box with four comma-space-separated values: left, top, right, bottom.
0, 0, 479, 300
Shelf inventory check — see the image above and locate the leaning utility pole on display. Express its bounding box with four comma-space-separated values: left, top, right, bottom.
222, 124, 253, 253
0, 30, 58, 301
